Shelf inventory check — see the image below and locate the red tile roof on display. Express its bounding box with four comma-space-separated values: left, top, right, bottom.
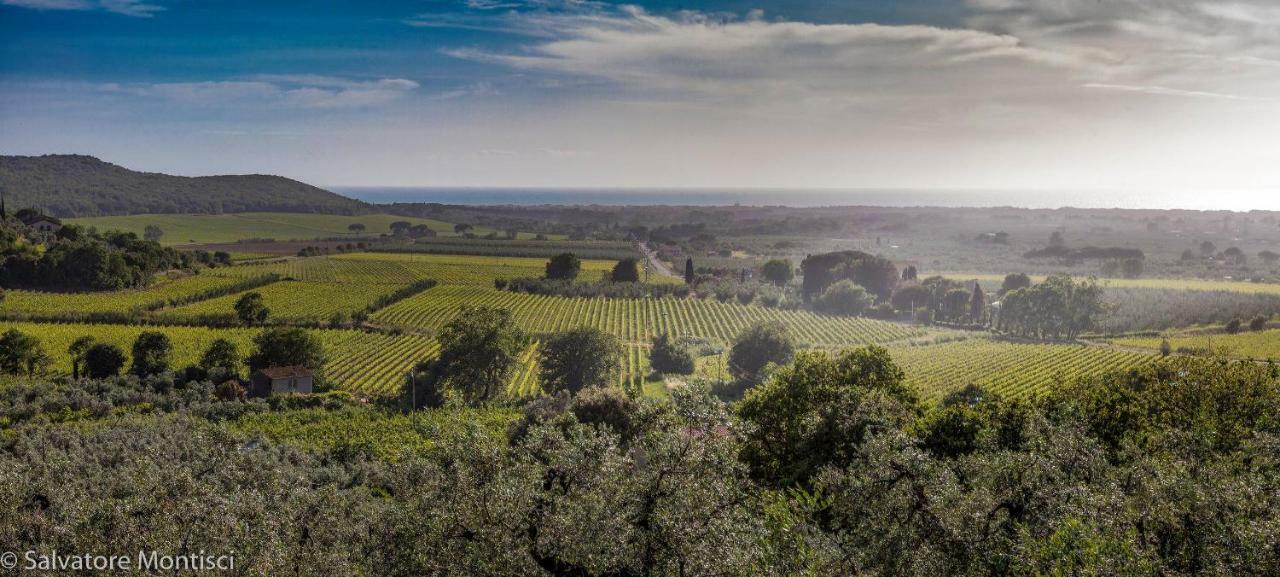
253, 366, 314, 379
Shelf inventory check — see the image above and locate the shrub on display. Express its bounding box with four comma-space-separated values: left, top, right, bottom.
650, 333, 695, 375
728, 321, 795, 383
1226, 318, 1243, 334
813, 280, 874, 316
1250, 316, 1268, 332
84, 343, 127, 379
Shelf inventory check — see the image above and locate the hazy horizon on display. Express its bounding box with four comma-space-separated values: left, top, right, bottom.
335, 186, 1280, 212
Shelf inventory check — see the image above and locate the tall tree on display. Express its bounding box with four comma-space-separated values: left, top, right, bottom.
969, 283, 986, 323
130, 331, 173, 377
545, 252, 582, 280
610, 258, 641, 283
539, 327, 623, 394
728, 320, 795, 383
83, 343, 126, 379
68, 335, 96, 380
416, 306, 527, 404
684, 257, 695, 285
0, 328, 50, 376
248, 327, 325, 376
234, 292, 270, 325
761, 259, 794, 287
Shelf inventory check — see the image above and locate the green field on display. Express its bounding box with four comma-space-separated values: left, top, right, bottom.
210, 252, 634, 286
886, 337, 1156, 402
689, 336, 1157, 404
1111, 328, 1280, 360
942, 272, 1280, 295
68, 212, 551, 245
2, 248, 1170, 403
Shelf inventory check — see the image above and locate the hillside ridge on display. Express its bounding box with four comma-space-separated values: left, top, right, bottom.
0, 154, 369, 217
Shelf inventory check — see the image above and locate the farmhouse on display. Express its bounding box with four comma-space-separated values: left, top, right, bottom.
249, 366, 315, 397
21, 214, 62, 233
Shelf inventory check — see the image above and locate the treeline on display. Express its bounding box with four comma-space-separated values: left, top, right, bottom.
1023, 245, 1145, 261
374, 238, 636, 261
0, 221, 192, 291
995, 274, 1105, 339
3, 351, 1277, 574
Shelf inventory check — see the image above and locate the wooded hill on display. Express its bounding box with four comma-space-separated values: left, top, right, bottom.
0, 155, 369, 217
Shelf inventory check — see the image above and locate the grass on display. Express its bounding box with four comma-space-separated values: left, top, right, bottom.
68, 212, 553, 245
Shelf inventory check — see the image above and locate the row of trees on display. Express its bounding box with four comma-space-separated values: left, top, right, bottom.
405, 305, 803, 408
995, 274, 1106, 339
0, 326, 325, 384
0, 221, 192, 291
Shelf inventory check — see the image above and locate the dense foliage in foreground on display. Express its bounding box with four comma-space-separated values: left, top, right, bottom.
1, 352, 1278, 576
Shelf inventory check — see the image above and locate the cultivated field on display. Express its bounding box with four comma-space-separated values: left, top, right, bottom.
1, 274, 252, 316
886, 337, 1156, 402
210, 252, 633, 286
1112, 328, 1280, 360
372, 285, 926, 346
68, 212, 545, 245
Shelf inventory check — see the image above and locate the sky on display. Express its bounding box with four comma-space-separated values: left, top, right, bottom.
1, 0, 1278, 198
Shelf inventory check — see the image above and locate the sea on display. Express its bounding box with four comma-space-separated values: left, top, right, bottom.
333, 187, 1277, 212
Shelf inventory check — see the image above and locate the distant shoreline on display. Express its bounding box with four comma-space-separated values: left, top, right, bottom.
334, 186, 1277, 212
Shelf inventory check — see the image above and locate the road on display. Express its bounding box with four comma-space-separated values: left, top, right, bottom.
638, 241, 680, 279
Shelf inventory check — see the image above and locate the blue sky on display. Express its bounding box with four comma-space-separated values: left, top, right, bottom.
2, 0, 1278, 195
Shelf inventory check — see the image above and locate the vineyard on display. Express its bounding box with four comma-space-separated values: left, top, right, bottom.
1, 274, 251, 317
211, 252, 632, 287
886, 338, 1156, 402
162, 280, 411, 322
372, 285, 927, 346
0, 321, 438, 395
1111, 328, 1280, 360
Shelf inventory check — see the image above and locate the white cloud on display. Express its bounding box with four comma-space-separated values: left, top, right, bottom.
2, 0, 163, 17
99, 77, 419, 109
444, 6, 1085, 115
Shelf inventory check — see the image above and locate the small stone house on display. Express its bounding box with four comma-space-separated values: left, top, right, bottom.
21, 215, 62, 233
249, 366, 315, 397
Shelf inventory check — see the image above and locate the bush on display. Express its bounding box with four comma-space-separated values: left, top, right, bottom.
650, 333, 695, 375
1250, 316, 1268, 332
84, 343, 127, 379
728, 321, 795, 383
1226, 318, 1244, 334
545, 252, 582, 280
610, 258, 641, 282
813, 280, 874, 316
